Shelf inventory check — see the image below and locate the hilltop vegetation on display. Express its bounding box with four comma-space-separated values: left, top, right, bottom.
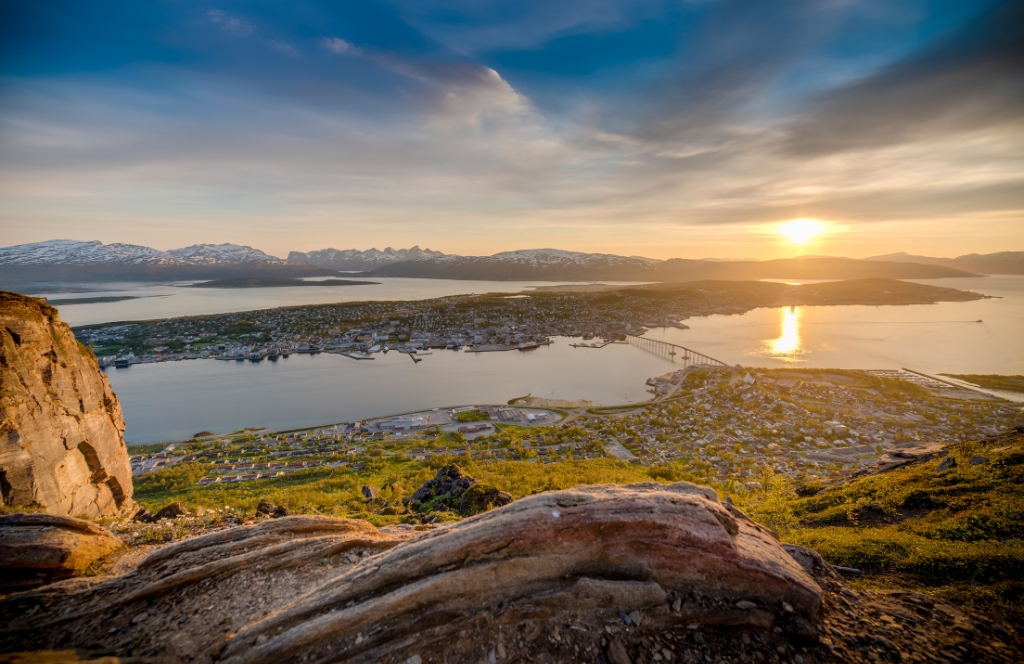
775, 429, 1024, 626
131, 428, 1024, 630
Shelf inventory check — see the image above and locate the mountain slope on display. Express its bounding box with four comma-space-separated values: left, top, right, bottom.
369, 251, 978, 281
780, 428, 1024, 626
867, 251, 1024, 275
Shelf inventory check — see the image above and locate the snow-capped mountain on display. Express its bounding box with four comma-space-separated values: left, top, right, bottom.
287, 246, 447, 271
0, 240, 284, 266
0, 240, 180, 265
166, 243, 283, 264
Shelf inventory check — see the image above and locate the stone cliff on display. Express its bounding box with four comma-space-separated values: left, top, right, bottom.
0, 291, 133, 517
1, 481, 1019, 662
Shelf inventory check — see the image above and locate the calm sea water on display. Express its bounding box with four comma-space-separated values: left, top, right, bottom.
16, 278, 646, 327
104, 340, 669, 442
88, 275, 1023, 442
646, 276, 1024, 376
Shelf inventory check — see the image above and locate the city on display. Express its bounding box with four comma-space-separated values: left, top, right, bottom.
128, 365, 1022, 507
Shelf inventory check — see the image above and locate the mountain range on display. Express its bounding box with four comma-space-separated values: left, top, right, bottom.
3, 240, 1022, 285
0, 240, 332, 284
286, 246, 447, 271
866, 251, 1024, 276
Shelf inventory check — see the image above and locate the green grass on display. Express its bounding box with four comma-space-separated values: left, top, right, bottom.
455, 409, 490, 423
744, 431, 1024, 626
127, 443, 172, 455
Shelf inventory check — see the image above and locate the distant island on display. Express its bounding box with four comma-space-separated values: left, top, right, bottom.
189, 277, 379, 288
45, 295, 151, 306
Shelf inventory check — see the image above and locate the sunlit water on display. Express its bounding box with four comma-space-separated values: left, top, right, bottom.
647, 276, 1024, 376
13, 278, 647, 326
76, 275, 1024, 441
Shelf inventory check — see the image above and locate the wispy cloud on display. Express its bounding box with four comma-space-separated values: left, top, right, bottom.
321, 37, 362, 56
207, 9, 255, 37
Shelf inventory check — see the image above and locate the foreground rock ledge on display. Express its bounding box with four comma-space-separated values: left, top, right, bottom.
1, 482, 1020, 663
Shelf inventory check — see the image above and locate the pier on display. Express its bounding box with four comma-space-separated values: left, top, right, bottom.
626, 335, 729, 368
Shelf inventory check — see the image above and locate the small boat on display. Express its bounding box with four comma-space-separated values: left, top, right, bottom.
114, 358, 132, 368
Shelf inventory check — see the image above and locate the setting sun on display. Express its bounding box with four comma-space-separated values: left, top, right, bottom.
777, 218, 825, 244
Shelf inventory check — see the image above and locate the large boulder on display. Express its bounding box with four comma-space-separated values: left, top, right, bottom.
0, 292, 134, 517
0, 513, 122, 592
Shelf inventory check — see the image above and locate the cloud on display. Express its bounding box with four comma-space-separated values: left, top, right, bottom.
781, 0, 1024, 156
207, 9, 255, 37
321, 37, 362, 56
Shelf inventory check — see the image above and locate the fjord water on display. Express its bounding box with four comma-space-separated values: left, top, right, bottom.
104, 340, 666, 442
645, 276, 1024, 377
95, 275, 1023, 442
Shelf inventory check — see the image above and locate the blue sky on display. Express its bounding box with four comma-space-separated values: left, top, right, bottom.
1, 0, 1021, 258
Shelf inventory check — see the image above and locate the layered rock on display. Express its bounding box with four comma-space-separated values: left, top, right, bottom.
0, 513, 122, 592
0, 292, 133, 517
1, 482, 1019, 662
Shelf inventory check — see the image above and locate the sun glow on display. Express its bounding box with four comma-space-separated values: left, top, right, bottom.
777, 218, 825, 244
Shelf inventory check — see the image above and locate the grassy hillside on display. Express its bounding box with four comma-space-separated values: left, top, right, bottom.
772, 430, 1024, 626
132, 429, 1024, 627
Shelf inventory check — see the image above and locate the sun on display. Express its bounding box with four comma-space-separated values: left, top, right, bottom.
777, 218, 825, 244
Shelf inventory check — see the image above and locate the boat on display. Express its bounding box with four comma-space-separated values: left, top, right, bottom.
517, 342, 541, 351
113, 358, 132, 368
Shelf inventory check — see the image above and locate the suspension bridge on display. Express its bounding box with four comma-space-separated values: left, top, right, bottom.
626, 335, 730, 368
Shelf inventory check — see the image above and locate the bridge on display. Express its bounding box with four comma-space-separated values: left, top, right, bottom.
626, 335, 730, 368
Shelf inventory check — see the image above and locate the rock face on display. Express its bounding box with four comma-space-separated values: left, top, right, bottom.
0, 292, 133, 517
0, 481, 1020, 662
0, 513, 122, 592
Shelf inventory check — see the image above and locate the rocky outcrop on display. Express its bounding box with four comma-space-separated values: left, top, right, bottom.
406, 464, 512, 516
1, 482, 1019, 663
0, 513, 122, 593
0, 292, 133, 517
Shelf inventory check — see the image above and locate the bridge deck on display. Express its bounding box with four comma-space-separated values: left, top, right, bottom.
626, 334, 729, 368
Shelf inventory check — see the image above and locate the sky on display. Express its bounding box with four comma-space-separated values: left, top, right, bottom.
1, 0, 1022, 260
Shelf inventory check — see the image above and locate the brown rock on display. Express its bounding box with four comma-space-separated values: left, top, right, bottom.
255, 499, 291, 518
0, 292, 134, 517
607, 639, 632, 664
0, 512, 121, 592
154, 502, 188, 520
218, 481, 822, 663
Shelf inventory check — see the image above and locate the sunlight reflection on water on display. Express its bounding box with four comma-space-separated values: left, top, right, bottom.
768, 306, 802, 358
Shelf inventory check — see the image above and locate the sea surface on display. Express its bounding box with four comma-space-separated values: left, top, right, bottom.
13, 278, 646, 327
646, 276, 1024, 377
104, 340, 668, 442
87, 275, 1024, 442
